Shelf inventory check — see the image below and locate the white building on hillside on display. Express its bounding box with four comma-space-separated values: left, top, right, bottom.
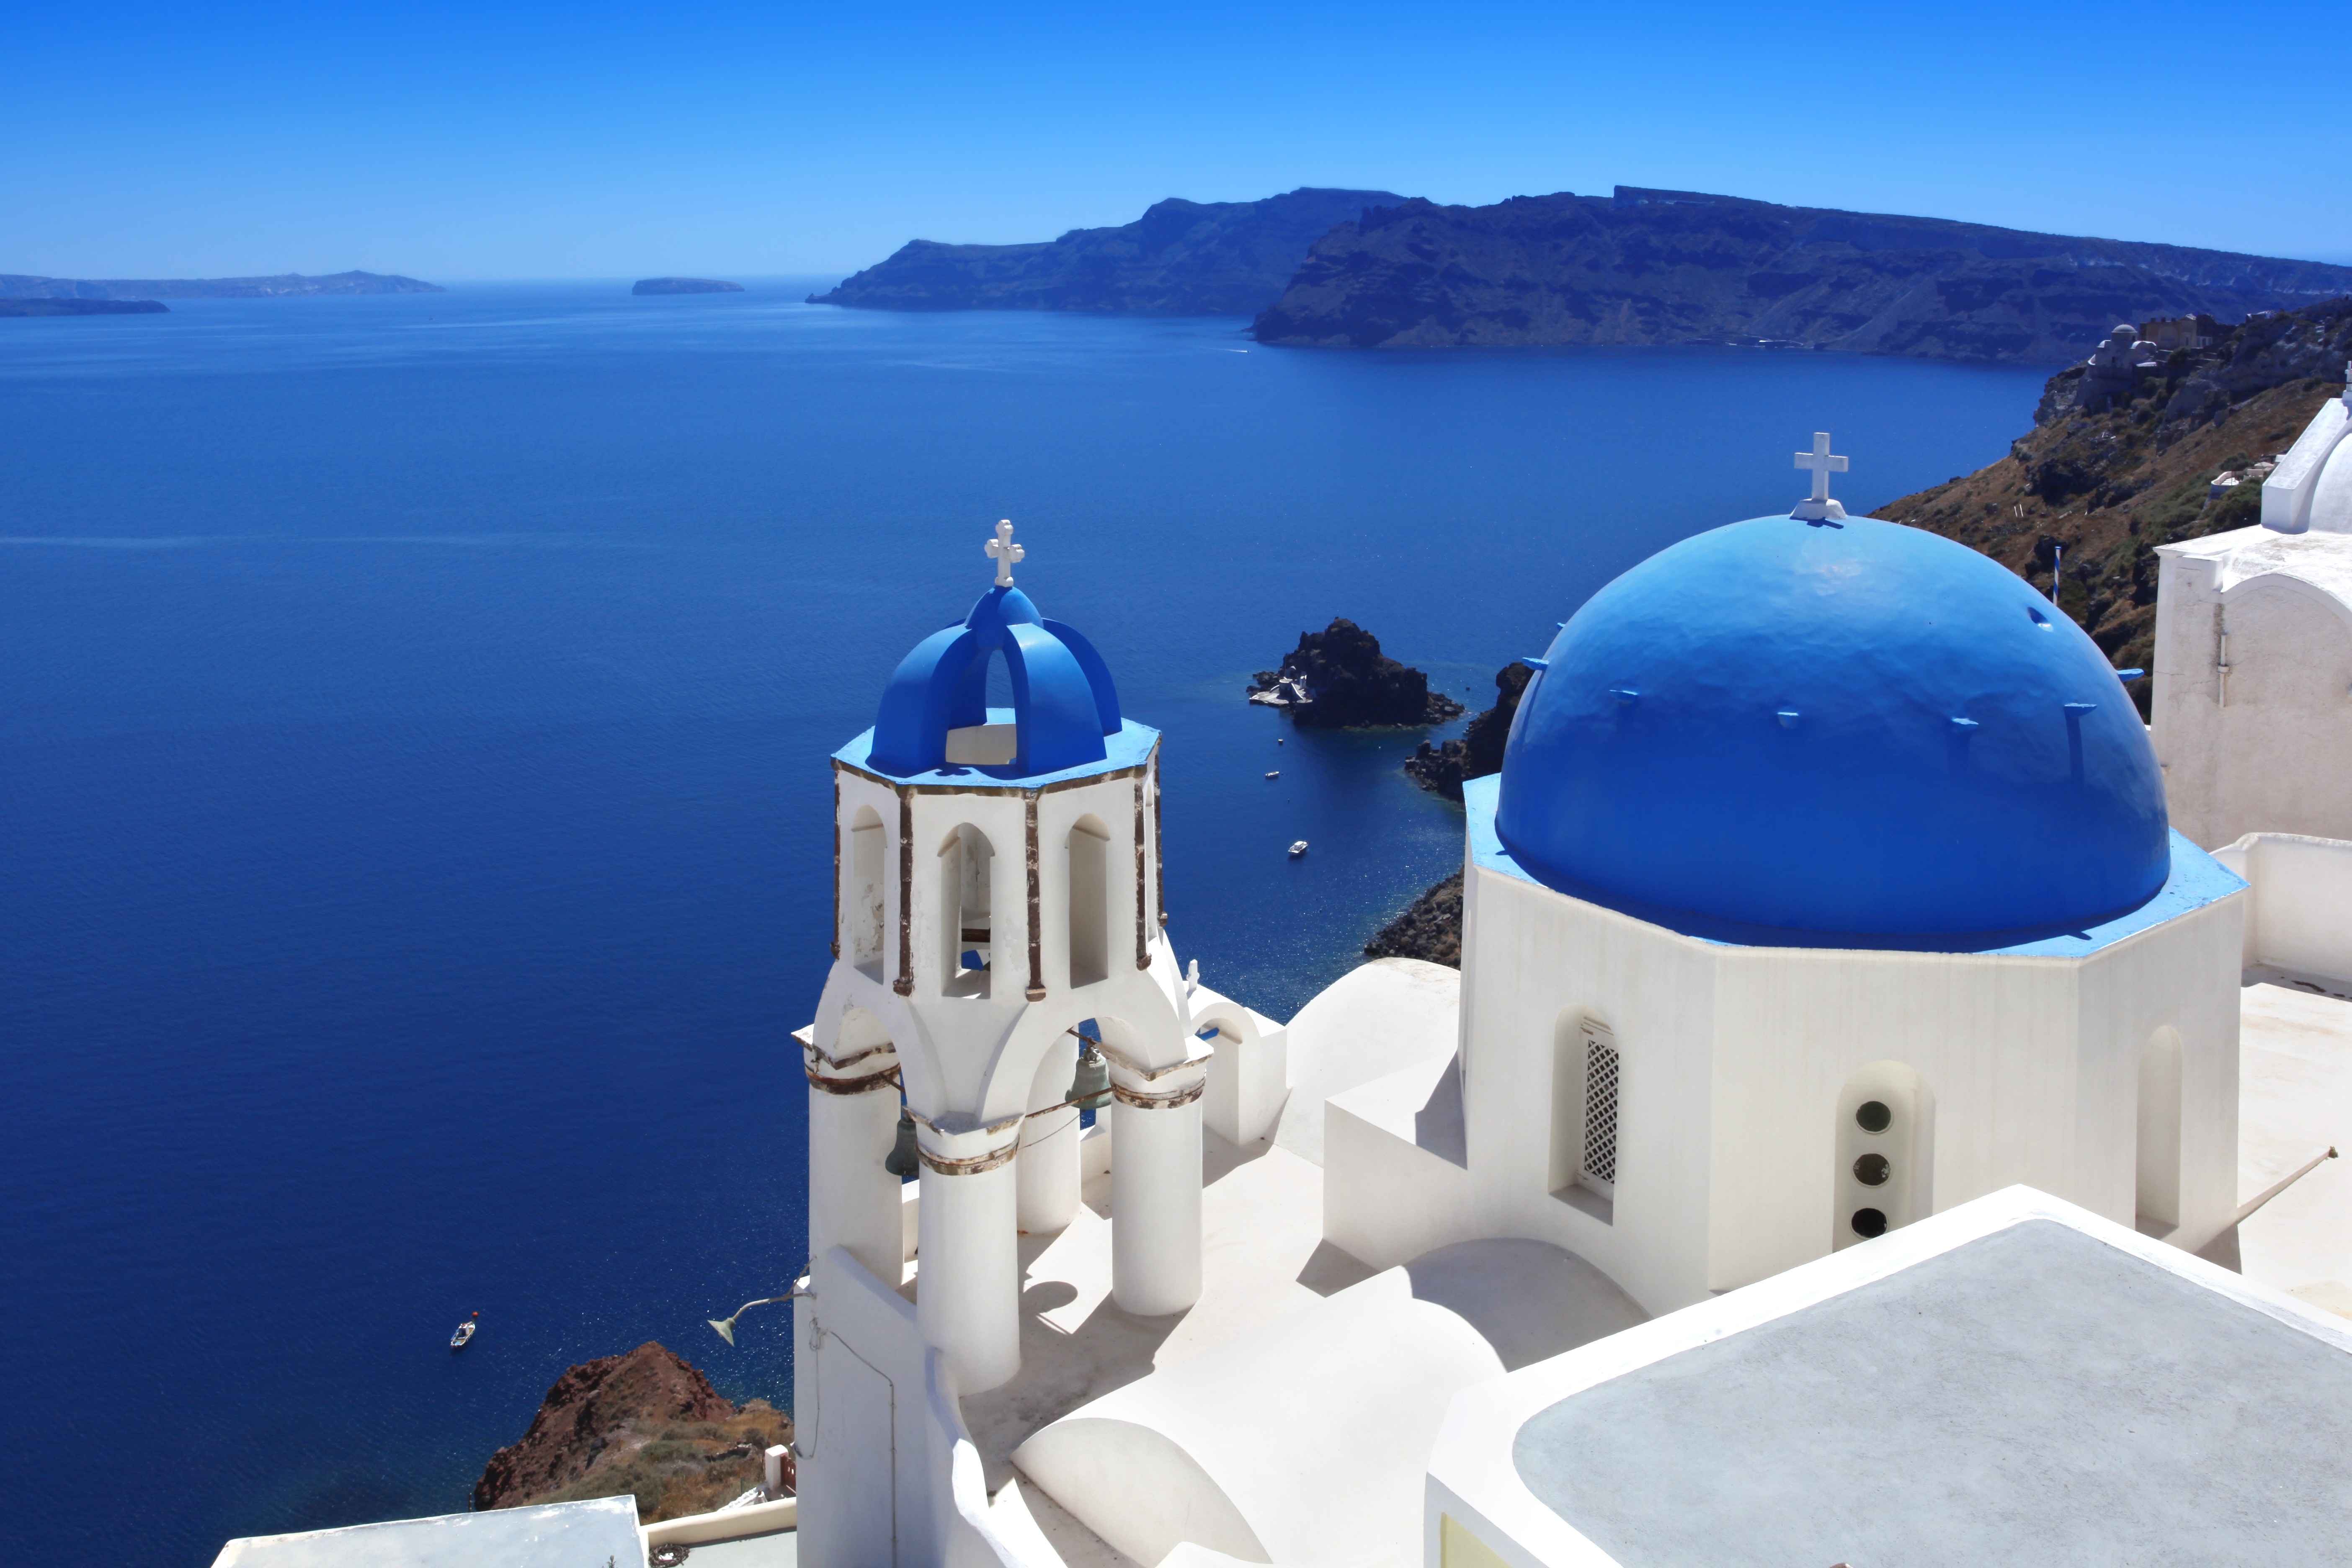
2154, 372, 2352, 848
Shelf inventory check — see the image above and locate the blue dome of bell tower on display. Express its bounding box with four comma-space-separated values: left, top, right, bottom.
1495, 505, 2171, 939
857, 522, 1137, 782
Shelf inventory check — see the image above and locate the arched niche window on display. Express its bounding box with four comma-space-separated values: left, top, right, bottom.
2136, 1028, 2183, 1237
1549, 1013, 1618, 1222
1066, 814, 1111, 989
938, 823, 994, 998
1835, 1062, 1934, 1251
848, 805, 885, 979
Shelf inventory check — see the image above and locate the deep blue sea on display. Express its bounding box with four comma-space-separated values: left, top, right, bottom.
0, 280, 2049, 1563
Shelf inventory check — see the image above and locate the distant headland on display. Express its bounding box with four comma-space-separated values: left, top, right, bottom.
1252, 189, 2352, 362
809, 183, 2352, 364
634, 277, 745, 295
0, 297, 168, 317
808, 187, 1402, 317
0, 270, 441, 299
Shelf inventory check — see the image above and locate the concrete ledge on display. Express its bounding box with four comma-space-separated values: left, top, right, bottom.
644, 1496, 797, 1546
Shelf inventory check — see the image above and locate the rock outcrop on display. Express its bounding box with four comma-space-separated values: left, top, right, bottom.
1251, 188, 2352, 363
0, 297, 167, 315
474, 1342, 790, 1524
1364, 871, 1462, 967
1875, 298, 2352, 715
1248, 619, 1464, 728
0, 271, 441, 299
1405, 661, 1535, 799
809, 188, 1401, 317
633, 278, 745, 295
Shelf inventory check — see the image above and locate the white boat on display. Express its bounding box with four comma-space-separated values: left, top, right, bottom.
449, 1313, 478, 1349
1265, 771, 1280, 779
1289, 841, 1308, 858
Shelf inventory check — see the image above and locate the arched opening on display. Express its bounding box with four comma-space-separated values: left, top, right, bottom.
1548, 1012, 1617, 1222
1067, 814, 1111, 988
1834, 1062, 1933, 1251
938, 823, 994, 998
848, 805, 885, 979
944, 651, 1019, 766
2136, 1028, 2184, 1236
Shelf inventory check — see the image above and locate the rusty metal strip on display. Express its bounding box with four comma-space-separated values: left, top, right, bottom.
834, 759, 1149, 795
1024, 792, 1045, 1001
916, 1141, 1020, 1176
1133, 777, 1149, 970
1151, 745, 1166, 928
894, 787, 915, 996
802, 1038, 897, 1074
1112, 1078, 1205, 1111
805, 1064, 902, 1095
830, 774, 843, 959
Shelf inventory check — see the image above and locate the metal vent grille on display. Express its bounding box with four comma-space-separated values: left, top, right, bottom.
1582, 1034, 1621, 1185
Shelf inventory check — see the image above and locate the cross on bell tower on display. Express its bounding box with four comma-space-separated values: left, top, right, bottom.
986, 519, 1025, 585
1792, 432, 1849, 523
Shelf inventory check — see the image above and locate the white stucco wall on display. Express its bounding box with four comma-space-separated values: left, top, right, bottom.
1432, 854, 2245, 1315
2214, 832, 2352, 984
2152, 526, 2352, 849
1273, 958, 1460, 1167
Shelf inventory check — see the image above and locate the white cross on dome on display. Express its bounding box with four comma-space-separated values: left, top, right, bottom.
1792, 432, 1849, 522
985, 519, 1024, 585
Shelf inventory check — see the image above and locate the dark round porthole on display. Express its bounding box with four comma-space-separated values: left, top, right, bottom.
1851, 1207, 1888, 1238
1854, 1100, 1892, 1134
1853, 1152, 1890, 1186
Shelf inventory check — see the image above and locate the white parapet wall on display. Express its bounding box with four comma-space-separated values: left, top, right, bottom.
2214, 833, 2352, 984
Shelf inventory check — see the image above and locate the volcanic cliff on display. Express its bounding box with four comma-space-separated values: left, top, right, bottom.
810, 188, 1402, 317
1248, 619, 1463, 727
1873, 297, 2352, 712
1251, 188, 2352, 362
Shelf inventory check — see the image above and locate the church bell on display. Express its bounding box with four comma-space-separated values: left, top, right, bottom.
1066, 1043, 1112, 1111
883, 1107, 921, 1179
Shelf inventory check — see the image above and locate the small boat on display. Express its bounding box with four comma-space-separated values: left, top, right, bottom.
450, 1312, 478, 1350
1265, 770, 1280, 779
1289, 841, 1309, 858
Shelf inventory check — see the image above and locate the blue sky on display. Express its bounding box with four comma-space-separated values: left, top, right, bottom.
6, 0, 2347, 281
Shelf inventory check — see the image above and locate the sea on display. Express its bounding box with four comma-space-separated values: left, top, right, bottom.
0, 280, 2051, 1563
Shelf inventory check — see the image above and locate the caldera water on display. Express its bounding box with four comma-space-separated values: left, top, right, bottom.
0, 282, 2049, 1563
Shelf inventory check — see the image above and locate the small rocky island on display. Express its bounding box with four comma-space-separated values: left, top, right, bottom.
1248, 618, 1463, 727
633, 277, 745, 294
1366, 660, 1542, 966
0, 297, 167, 316
475, 1341, 789, 1524
1404, 660, 1535, 799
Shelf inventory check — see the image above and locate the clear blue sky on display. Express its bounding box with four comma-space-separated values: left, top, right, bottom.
6, 0, 2347, 281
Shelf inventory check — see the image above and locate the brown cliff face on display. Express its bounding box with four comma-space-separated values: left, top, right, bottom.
1874, 299, 2352, 714
473, 1342, 791, 1524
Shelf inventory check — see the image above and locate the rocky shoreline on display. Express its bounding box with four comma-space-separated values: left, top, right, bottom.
1248, 618, 1463, 727
1403, 660, 1533, 799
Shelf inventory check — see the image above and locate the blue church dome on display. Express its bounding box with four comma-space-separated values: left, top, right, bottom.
1495, 513, 2170, 937
867, 577, 1122, 779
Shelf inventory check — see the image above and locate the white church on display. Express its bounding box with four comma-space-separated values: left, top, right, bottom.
215, 380, 2352, 1567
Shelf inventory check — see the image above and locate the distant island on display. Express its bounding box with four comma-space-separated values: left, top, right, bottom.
1251, 188, 2352, 362
809, 187, 1402, 317
0, 297, 167, 317
0, 270, 441, 299
634, 277, 745, 294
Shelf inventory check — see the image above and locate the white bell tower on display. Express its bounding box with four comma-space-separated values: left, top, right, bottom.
796, 524, 1209, 1559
